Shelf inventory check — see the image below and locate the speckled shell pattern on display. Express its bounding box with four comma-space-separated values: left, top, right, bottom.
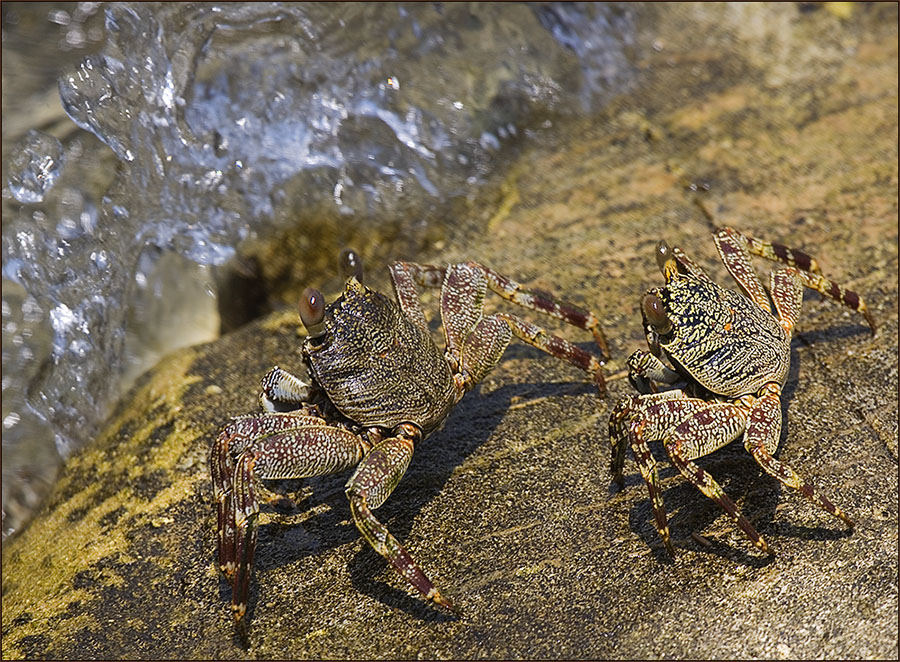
658, 275, 790, 397
303, 278, 456, 435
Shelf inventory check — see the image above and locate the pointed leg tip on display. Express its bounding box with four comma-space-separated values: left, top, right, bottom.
663, 539, 676, 559
431, 590, 459, 616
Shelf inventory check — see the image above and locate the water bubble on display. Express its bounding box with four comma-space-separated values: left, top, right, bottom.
7, 131, 67, 204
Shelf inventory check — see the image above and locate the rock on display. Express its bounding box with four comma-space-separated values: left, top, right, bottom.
2, 3, 896, 658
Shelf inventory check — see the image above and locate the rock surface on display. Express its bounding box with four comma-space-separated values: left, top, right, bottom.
3, 3, 897, 659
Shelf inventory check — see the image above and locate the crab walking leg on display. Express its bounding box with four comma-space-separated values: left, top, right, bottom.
211, 413, 330, 577
345, 423, 456, 612
663, 404, 773, 554
226, 425, 369, 623
475, 262, 611, 363
768, 268, 805, 337
608, 389, 688, 488
713, 227, 774, 314
719, 226, 823, 275
743, 384, 854, 526
495, 312, 608, 394
716, 227, 876, 334
616, 393, 720, 556
388, 262, 445, 333
393, 261, 610, 363
795, 268, 876, 333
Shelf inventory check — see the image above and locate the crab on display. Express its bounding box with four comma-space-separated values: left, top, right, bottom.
211, 251, 610, 629
608, 226, 876, 557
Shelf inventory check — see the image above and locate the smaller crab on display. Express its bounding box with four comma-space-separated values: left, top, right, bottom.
609, 226, 876, 556
211, 251, 609, 630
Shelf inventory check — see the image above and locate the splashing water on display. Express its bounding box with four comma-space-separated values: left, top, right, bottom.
1, 2, 637, 537
7, 130, 66, 204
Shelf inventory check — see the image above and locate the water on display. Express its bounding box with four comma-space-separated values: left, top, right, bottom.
7, 130, 66, 203
1, 2, 638, 538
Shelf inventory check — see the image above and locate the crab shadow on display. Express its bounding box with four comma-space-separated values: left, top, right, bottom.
623, 322, 870, 565
234, 342, 600, 622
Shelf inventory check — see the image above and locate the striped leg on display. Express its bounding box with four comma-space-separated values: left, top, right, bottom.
495, 313, 608, 394
344, 423, 456, 612
662, 403, 771, 554
716, 227, 876, 334
610, 391, 713, 556
476, 262, 610, 363
743, 384, 853, 526
218, 419, 368, 625
212, 412, 329, 578
387, 262, 444, 334
391, 262, 609, 392
713, 227, 774, 314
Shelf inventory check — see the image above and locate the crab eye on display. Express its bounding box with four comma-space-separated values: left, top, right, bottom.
642, 293, 672, 335
299, 287, 325, 336
655, 240, 679, 280
339, 249, 364, 284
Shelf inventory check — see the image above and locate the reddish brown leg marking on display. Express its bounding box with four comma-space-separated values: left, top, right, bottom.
344, 423, 456, 612
611, 391, 721, 556
211, 413, 328, 578
664, 404, 771, 555
213, 417, 368, 624
743, 385, 853, 526
393, 260, 610, 393
713, 227, 773, 314
715, 226, 876, 334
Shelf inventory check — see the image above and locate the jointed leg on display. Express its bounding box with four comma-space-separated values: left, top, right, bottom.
719, 225, 823, 274
393, 260, 610, 368
716, 227, 876, 334
388, 262, 445, 334
344, 423, 456, 612
214, 418, 368, 623
212, 412, 329, 577
743, 384, 853, 526
663, 404, 770, 554
475, 262, 610, 363
494, 312, 608, 394
713, 227, 774, 314
671, 246, 713, 282
609, 391, 718, 556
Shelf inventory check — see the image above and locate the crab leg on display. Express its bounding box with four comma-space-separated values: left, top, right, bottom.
713, 228, 774, 314
388, 262, 443, 333
743, 384, 853, 526
495, 313, 608, 393
715, 226, 876, 334
476, 262, 610, 363
608, 389, 688, 488
222, 422, 368, 624
663, 403, 770, 555
392, 260, 610, 365
211, 412, 328, 577
344, 423, 456, 612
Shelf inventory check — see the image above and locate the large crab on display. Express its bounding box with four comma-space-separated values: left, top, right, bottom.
211, 251, 610, 629
609, 226, 876, 557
